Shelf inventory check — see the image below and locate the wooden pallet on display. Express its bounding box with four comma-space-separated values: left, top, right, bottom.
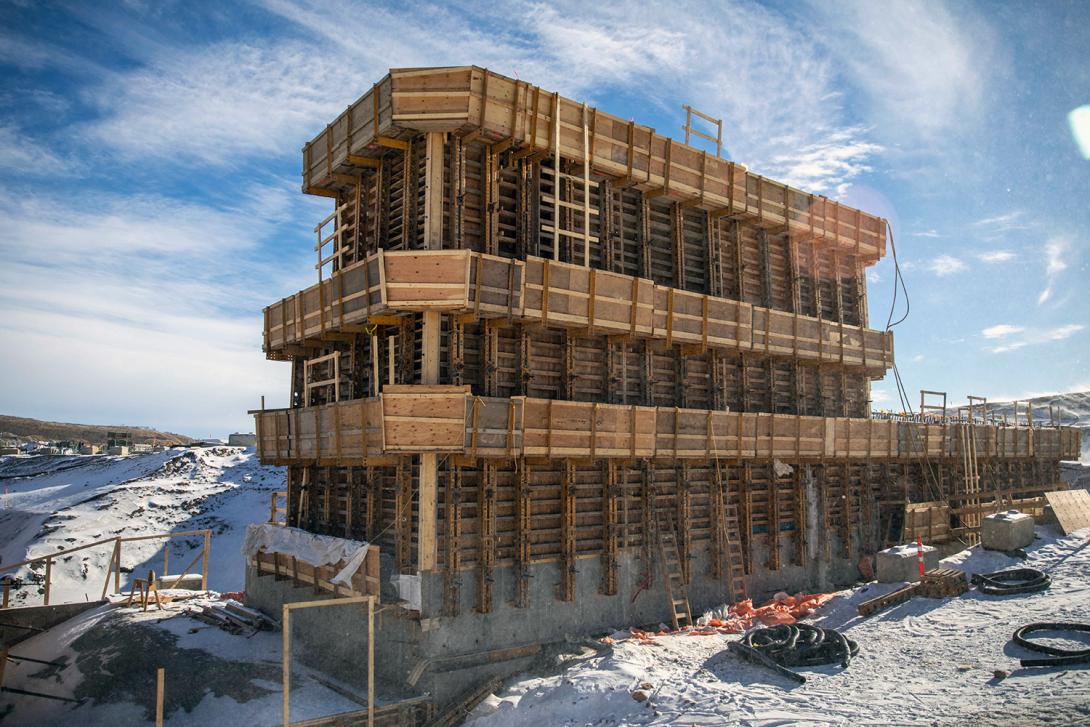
918, 568, 968, 598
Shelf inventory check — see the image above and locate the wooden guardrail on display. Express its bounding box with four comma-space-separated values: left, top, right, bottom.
253, 388, 1081, 466
0, 529, 212, 609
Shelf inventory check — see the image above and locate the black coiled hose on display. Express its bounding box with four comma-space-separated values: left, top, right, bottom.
741, 623, 859, 669
1012, 623, 1090, 667
970, 567, 1051, 595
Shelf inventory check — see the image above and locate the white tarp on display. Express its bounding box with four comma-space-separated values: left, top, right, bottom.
242, 523, 370, 587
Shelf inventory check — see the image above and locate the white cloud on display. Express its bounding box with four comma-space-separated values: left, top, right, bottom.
1047, 324, 1084, 340
981, 324, 1023, 339
927, 254, 967, 276
1038, 237, 1070, 305
0, 186, 312, 434
912, 229, 941, 238
985, 322, 1084, 354
82, 41, 363, 165
974, 211, 1024, 228
806, 0, 995, 142
989, 341, 1027, 354
978, 250, 1015, 263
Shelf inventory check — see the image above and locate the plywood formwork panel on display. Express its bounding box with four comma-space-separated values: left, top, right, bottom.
265, 250, 893, 378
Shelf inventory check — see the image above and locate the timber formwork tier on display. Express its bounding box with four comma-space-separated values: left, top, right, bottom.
253, 67, 1080, 628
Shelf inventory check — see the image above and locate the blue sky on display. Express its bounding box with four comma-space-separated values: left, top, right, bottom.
0, 0, 1087, 437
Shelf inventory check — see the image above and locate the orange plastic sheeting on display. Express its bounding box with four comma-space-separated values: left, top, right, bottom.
605, 592, 838, 644
697, 592, 836, 635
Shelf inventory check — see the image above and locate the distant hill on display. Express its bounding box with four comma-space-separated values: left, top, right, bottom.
0, 414, 193, 446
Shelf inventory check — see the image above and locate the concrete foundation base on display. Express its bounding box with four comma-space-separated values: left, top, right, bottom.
245, 536, 864, 708
876, 543, 939, 583
981, 510, 1035, 551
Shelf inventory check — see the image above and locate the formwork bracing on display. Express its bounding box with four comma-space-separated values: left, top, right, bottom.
247, 66, 1080, 710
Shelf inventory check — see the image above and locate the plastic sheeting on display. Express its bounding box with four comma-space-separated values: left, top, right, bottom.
242, 523, 370, 587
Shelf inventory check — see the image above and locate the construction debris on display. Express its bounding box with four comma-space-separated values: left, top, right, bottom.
187, 599, 278, 635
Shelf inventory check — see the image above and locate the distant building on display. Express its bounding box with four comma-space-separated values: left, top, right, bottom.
131, 443, 153, 453
105, 446, 130, 456
228, 432, 257, 447
106, 431, 134, 450
79, 444, 102, 455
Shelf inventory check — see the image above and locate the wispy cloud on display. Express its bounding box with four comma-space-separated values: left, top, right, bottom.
0, 185, 312, 433
0, 123, 73, 175
912, 229, 941, 238
1047, 324, 1084, 340
1038, 237, 1070, 305
982, 324, 1023, 339
986, 322, 1084, 353
977, 250, 1015, 263
926, 254, 967, 276
806, 0, 996, 143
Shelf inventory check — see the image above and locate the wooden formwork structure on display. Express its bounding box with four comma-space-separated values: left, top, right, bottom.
254, 66, 1079, 627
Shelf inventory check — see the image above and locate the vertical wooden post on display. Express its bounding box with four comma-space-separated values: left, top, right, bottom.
282, 604, 291, 727
2, 577, 9, 608
44, 556, 52, 606
163, 544, 169, 579
114, 537, 121, 594
368, 596, 375, 727
155, 667, 165, 727
416, 129, 445, 576
201, 531, 211, 591
424, 132, 444, 251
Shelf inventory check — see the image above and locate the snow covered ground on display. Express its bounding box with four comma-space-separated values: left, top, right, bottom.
0, 448, 282, 605
1, 595, 368, 725
466, 526, 1090, 727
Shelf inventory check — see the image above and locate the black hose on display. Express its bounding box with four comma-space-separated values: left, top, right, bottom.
741, 624, 859, 669
970, 567, 1050, 595
1012, 622, 1090, 667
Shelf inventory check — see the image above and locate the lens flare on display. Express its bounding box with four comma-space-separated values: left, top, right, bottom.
1070, 105, 1090, 159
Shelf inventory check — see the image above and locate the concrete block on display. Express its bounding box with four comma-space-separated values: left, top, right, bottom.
158, 573, 204, 590
876, 543, 940, 583
981, 510, 1035, 551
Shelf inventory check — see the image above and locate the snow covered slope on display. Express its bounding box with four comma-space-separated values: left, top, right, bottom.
466, 526, 1090, 726
0, 448, 283, 606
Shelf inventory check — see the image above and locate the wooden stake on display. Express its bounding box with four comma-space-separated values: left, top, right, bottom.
155, 667, 165, 727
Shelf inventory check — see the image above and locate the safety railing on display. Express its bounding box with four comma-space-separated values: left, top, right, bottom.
0, 529, 212, 609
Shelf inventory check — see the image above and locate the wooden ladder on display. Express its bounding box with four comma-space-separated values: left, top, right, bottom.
723, 503, 748, 604
656, 513, 693, 630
